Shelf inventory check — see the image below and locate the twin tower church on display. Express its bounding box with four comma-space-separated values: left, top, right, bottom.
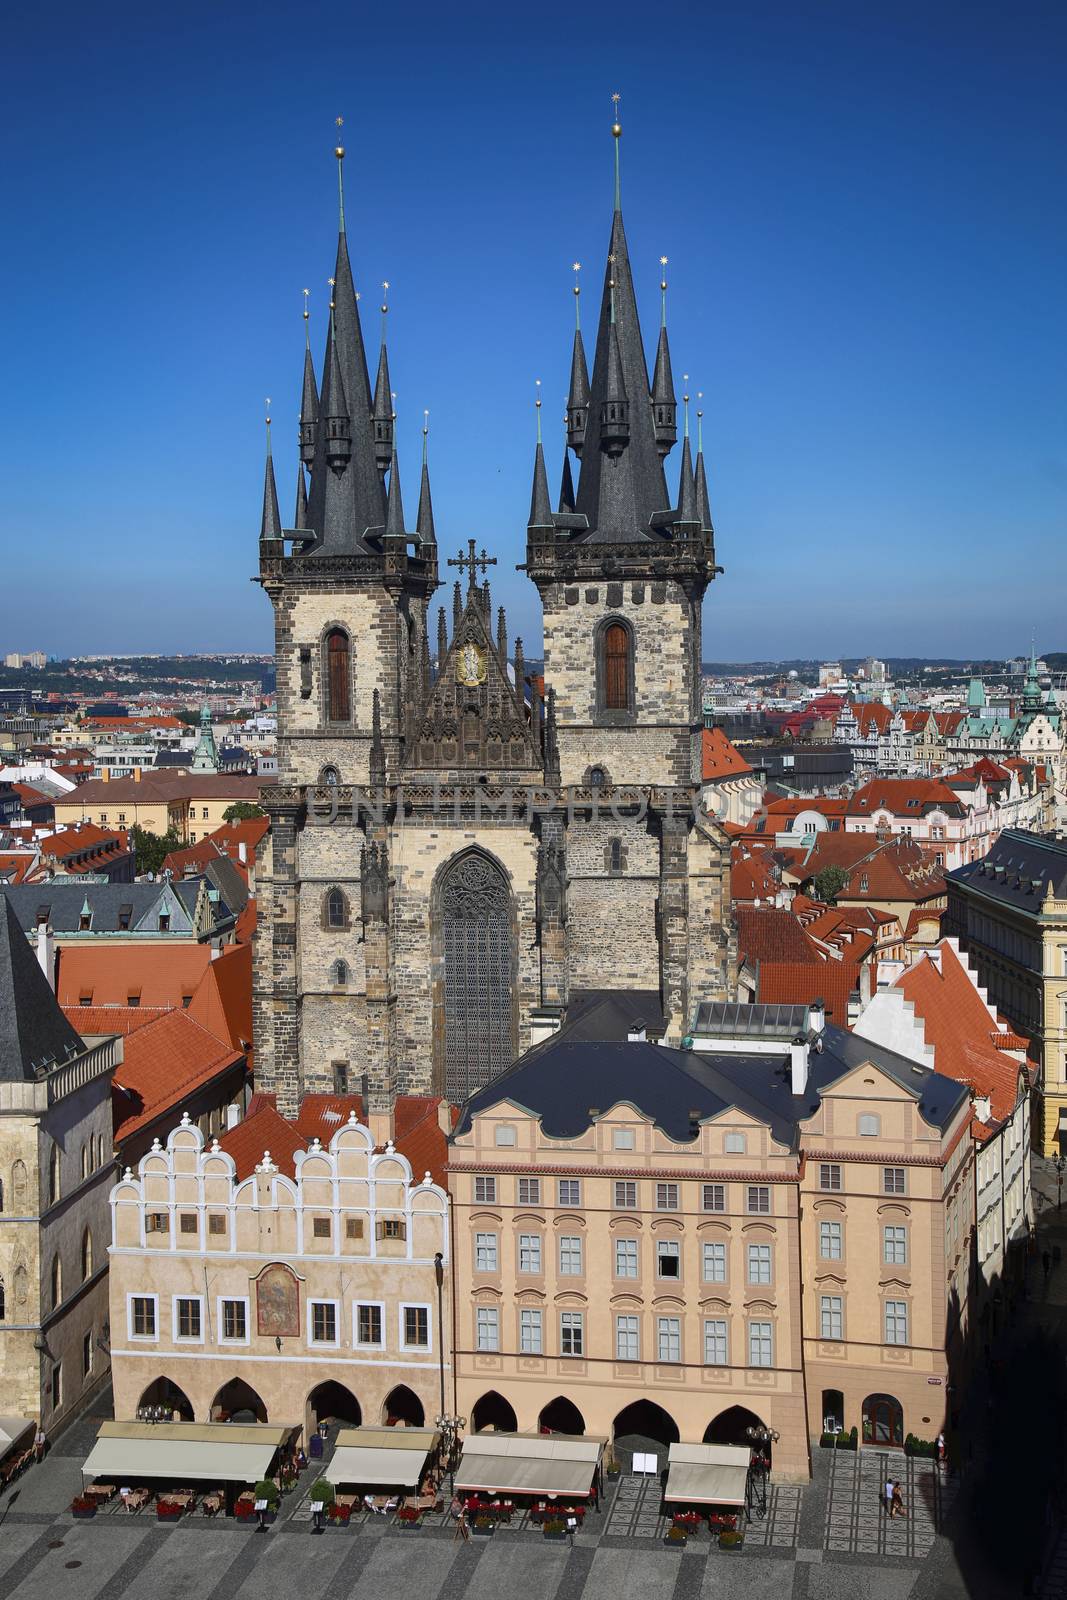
253, 116, 736, 1115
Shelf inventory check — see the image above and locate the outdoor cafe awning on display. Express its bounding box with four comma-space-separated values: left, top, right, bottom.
664, 1442, 751, 1506
0, 1416, 34, 1453
454, 1432, 606, 1498
329, 1426, 440, 1488
81, 1421, 295, 1485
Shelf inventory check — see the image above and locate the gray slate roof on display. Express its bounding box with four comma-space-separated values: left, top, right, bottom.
453, 1022, 967, 1148
0, 897, 85, 1081
948, 828, 1067, 912
562, 989, 667, 1042
0, 876, 241, 937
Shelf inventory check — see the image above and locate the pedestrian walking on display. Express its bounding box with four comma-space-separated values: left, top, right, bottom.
936, 1431, 946, 1468
884, 1476, 894, 1516
891, 1482, 906, 1519
33, 1428, 46, 1463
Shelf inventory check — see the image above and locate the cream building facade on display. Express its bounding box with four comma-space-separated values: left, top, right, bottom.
448, 1013, 974, 1481
107, 1110, 450, 1438
0, 900, 116, 1432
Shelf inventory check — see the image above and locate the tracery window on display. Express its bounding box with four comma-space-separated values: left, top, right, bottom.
439, 853, 514, 1102
325, 887, 349, 930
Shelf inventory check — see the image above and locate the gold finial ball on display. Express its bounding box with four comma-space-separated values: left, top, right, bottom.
660, 280, 667, 292
335, 145, 345, 160
574, 284, 581, 296
612, 122, 622, 138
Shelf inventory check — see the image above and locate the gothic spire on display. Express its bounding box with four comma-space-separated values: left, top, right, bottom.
294, 461, 308, 530
559, 449, 576, 514
259, 412, 282, 544
437, 605, 447, 671
372, 285, 394, 474
300, 344, 319, 467
567, 262, 590, 456
453, 581, 462, 628
416, 417, 436, 545
651, 257, 677, 458
528, 386, 555, 532
497, 605, 507, 662
322, 308, 352, 474
572, 108, 669, 540
695, 405, 714, 539
385, 441, 406, 538
676, 433, 700, 528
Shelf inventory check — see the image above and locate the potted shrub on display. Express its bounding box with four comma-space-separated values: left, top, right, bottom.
396, 1505, 422, 1529
664, 1523, 687, 1549
471, 1512, 495, 1536
252, 1480, 281, 1524
719, 1526, 744, 1551
605, 1453, 621, 1479
71, 1495, 97, 1519
542, 1516, 568, 1542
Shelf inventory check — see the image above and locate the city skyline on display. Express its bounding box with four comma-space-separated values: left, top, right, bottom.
2, 0, 1065, 659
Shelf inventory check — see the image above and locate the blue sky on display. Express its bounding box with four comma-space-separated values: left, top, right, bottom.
2, 0, 1064, 661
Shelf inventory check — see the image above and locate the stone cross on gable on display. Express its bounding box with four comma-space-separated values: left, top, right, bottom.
448, 539, 497, 596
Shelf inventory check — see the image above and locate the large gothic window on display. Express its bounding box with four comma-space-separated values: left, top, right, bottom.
601, 620, 633, 714
325, 629, 351, 723
438, 853, 515, 1103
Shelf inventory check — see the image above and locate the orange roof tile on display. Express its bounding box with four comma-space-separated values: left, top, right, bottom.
57, 944, 215, 1008
112, 1010, 245, 1146
0, 852, 38, 884
701, 727, 753, 782
185, 943, 253, 1057
756, 959, 862, 1023
219, 1093, 447, 1187
63, 1004, 169, 1037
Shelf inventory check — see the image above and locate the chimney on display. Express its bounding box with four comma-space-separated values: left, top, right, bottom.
627, 1019, 647, 1043
972, 1093, 992, 1125
133, 767, 141, 783
225, 1102, 240, 1130
36, 923, 55, 990
808, 999, 825, 1035
790, 1034, 809, 1096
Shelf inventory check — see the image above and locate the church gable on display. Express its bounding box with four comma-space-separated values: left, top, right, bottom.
403, 586, 544, 776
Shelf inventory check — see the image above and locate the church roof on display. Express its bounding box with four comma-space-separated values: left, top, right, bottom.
0, 896, 86, 1081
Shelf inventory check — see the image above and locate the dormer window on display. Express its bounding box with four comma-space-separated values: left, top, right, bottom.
158, 912, 170, 931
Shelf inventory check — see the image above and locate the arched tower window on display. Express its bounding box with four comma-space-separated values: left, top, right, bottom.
82, 1228, 93, 1280
51, 1253, 62, 1310
324, 887, 349, 931
49, 1144, 60, 1206
319, 765, 340, 786
331, 959, 350, 986
597, 618, 634, 718
436, 851, 515, 1102
325, 629, 351, 723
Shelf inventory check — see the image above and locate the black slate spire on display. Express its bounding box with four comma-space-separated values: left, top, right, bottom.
259, 417, 282, 545
559, 448, 576, 514
572, 115, 670, 541
695, 408, 714, 541
0, 898, 85, 1083
385, 442, 406, 538
651, 263, 677, 458
567, 266, 591, 456
293, 461, 308, 531
300, 343, 319, 467
528, 391, 555, 533
676, 432, 700, 530
321, 308, 352, 474
372, 292, 394, 474
416, 423, 436, 545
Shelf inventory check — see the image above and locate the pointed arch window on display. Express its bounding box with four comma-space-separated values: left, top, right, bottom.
324, 887, 349, 931
82, 1228, 93, 1281
331, 959, 350, 986
325, 629, 351, 723
51, 1253, 62, 1310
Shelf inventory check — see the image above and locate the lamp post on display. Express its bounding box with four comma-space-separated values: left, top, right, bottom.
1055, 1154, 1065, 1211
744, 1424, 780, 1520
434, 1411, 466, 1493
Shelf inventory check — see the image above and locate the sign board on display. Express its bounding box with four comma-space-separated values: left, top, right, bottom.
254, 1499, 268, 1512
632, 1452, 658, 1474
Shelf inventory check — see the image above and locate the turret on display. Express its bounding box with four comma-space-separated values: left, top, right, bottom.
372, 287, 394, 474
599, 319, 630, 457
300, 337, 319, 468
651, 259, 677, 457
293, 462, 308, 531
567, 265, 591, 455
322, 309, 352, 474
259, 413, 282, 547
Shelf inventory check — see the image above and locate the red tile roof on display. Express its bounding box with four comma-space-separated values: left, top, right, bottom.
219, 1097, 308, 1181
701, 727, 753, 781
57, 943, 215, 1008
0, 852, 38, 884
185, 943, 254, 1057
730, 851, 783, 904
846, 779, 966, 818
756, 959, 862, 1023
219, 1092, 448, 1187
63, 1004, 169, 1037
735, 906, 820, 965
112, 1010, 245, 1147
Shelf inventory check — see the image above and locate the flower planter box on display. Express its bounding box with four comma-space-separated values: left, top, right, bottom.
471, 1521, 495, 1537
72, 1506, 96, 1520
543, 1529, 568, 1542
396, 1519, 422, 1530
664, 1534, 687, 1549
157, 1511, 183, 1524
718, 1535, 744, 1552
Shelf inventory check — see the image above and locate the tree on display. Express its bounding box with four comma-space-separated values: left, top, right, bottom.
222, 801, 265, 823
811, 864, 849, 905
130, 825, 181, 877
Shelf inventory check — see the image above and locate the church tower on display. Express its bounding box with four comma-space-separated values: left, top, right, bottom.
526, 105, 719, 791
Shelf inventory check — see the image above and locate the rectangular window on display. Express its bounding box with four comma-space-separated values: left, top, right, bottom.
130, 1296, 156, 1338
311, 1301, 338, 1344
747, 1243, 772, 1285
376, 1217, 406, 1241
702, 1183, 726, 1212
312, 1216, 331, 1239
884, 1300, 909, 1346
748, 1320, 773, 1368
332, 1061, 350, 1094
557, 1179, 581, 1207
176, 1297, 201, 1340
883, 1225, 907, 1265
613, 1128, 634, 1150
83, 1329, 93, 1377
819, 1163, 842, 1191
615, 1314, 639, 1361
475, 1232, 498, 1273
820, 1295, 843, 1339
883, 1167, 906, 1196
346, 1216, 364, 1239
614, 1180, 637, 1209
357, 1303, 383, 1346
746, 1185, 771, 1215
560, 1311, 584, 1356
656, 1182, 679, 1211
208, 1213, 226, 1236
494, 1125, 516, 1147
615, 1238, 638, 1278
517, 1177, 541, 1205
476, 1306, 499, 1351
221, 1299, 247, 1342
145, 1212, 167, 1234
819, 1220, 842, 1260
403, 1305, 429, 1348
518, 1233, 542, 1274
704, 1319, 728, 1366
559, 1234, 583, 1275
702, 1240, 727, 1282
520, 1308, 543, 1354
474, 1176, 497, 1204
657, 1316, 681, 1363
179, 1213, 197, 1234
51, 1363, 62, 1411
656, 1239, 681, 1279
725, 1132, 746, 1154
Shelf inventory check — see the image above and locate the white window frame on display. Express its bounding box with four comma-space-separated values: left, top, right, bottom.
656, 1182, 679, 1211
657, 1315, 681, 1363
883, 1225, 907, 1265
517, 1177, 541, 1206
703, 1318, 728, 1366
614, 1180, 637, 1209
656, 1238, 681, 1280
354, 1300, 386, 1349
559, 1234, 583, 1276
308, 1297, 340, 1348
884, 1299, 909, 1346
613, 1128, 635, 1150
702, 1183, 726, 1212
819, 1220, 843, 1260
218, 1295, 250, 1346
494, 1125, 516, 1147
557, 1178, 581, 1207
518, 1232, 543, 1274
474, 1176, 497, 1204
858, 1113, 880, 1137
172, 1293, 204, 1344
746, 1185, 771, 1215
475, 1231, 499, 1273
725, 1132, 746, 1154
127, 1292, 159, 1342
519, 1307, 543, 1354
820, 1295, 843, 1339
476, 1305, 500, 1352
615, 1314, 639, 1361
560, 1310, 584, 1356
702, 1240, 727, 1282
747, 1242, 772, 1285
748, 1320, 773, 1368
883, 1167, 906, 1196
819, 1163, 842, 1191
615, 1237, 639, 1279
399, 1302, 432, 1352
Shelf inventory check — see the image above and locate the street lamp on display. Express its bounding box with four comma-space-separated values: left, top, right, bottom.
1055, 1154, 1066, 1210
434, 1411, 467, 1492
